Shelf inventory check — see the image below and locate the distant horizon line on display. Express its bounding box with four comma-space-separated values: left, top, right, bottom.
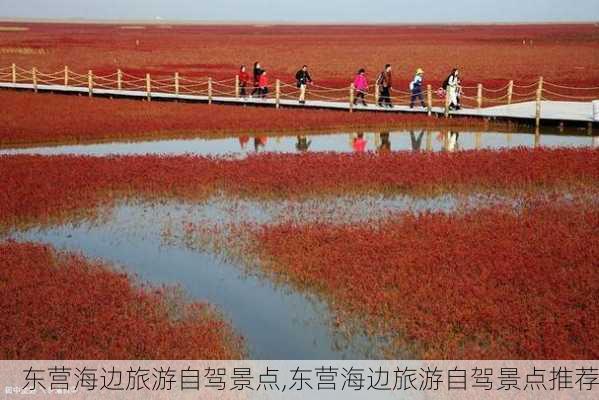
1, 17, 598, 26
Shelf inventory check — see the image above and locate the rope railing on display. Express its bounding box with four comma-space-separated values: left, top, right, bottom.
543, 81, 599, 91
1, 64, 597, 126
541, 89, 599, 101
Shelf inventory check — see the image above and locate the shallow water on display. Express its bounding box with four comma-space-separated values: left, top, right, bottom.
8, 194, 490, 359
1, 130, 596, 157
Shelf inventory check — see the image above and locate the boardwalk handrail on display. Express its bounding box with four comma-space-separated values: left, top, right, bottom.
1, 63, 597, 127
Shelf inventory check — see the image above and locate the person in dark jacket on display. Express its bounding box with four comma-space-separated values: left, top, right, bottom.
295, 65, 313, 104
377, 64, 393, 108
251, 61, 263, 97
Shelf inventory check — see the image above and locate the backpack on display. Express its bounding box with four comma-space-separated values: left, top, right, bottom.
376, 72, 385, 86
442, 75, 450, 90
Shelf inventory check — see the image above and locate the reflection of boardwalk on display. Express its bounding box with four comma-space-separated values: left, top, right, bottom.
1, 82, 596, 124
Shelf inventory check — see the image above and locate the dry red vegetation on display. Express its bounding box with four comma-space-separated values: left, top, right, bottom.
250, 202, 599, 359
0, 241, 243, 359
0, 90, 490, 147
1, 148, 597, 228
1, 22, 598, 89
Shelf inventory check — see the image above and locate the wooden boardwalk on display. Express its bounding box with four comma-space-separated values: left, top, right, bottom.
1, 81, 597, 125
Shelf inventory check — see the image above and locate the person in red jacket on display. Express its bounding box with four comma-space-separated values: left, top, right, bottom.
258, 70, 269, 99
238, 65, 250, 97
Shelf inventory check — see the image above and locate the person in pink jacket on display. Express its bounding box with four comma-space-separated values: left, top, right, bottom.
353, 68, 368, 106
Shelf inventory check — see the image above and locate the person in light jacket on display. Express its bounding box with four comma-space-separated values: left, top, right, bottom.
353, 68, 368, 106
445, 68, 461, 110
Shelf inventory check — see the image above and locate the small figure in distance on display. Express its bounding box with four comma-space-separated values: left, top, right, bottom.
238, 65, 250, 97
353, 68, 368, 106
409, 68, 426, 109
251, 61, 263, 97
377, 64, 393, 108
258, 70, 269, 99
295, 65, 313, 105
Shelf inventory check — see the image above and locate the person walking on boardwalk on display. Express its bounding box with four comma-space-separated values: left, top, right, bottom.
409, 68, 426, 108
444, 68, 461, 110
251, 61, 263, 97
377, 64, 393, 108
238, 65, 250, 97
258, 70, 269, 98
295, 65, 313, 104
353, 68, 368, 106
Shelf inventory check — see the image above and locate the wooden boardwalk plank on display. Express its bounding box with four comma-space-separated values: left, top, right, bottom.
0, 82, 595, 123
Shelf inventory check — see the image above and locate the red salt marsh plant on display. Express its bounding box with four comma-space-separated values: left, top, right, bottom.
0, 148, 597, 229
0, 241, 244, 359
1, 23, 598, 89
0, 90, 495, 147
248, 202, 599, 359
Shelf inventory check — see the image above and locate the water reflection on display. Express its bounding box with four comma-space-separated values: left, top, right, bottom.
409, 130, 425, 152
352, 132, 367, 152
296, 135, 311, 152
0, 129, 595, 157
379, 132, 391, 153
253, 136, 268, 152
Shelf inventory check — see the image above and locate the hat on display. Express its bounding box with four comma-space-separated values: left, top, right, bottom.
416, 68, 424, 74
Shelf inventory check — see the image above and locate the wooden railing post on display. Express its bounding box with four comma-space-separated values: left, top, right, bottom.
444, 90, 450, 118
535, 76, 543, 128
235, 75, 240, 98
275, 79, 281, 108
64, 66, 69, 86
88, 70, 93, 97
374, 84, 380, 105
11, 63, 16, 84
146, 73, 151, 101
349, 83, 355, 113
208, 77, 213, 104
174, 72, 179, 95
117, 69, 122, 90
476, 83, 483, 108
507, 80, 514, 105
32, 67, 37, 92
426, 84, 432, 116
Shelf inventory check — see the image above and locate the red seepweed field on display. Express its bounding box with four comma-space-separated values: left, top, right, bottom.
1, 22, 598, 88
1, 148, 598, 359
1, 21, 599, 361
0, 241, 244, 359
